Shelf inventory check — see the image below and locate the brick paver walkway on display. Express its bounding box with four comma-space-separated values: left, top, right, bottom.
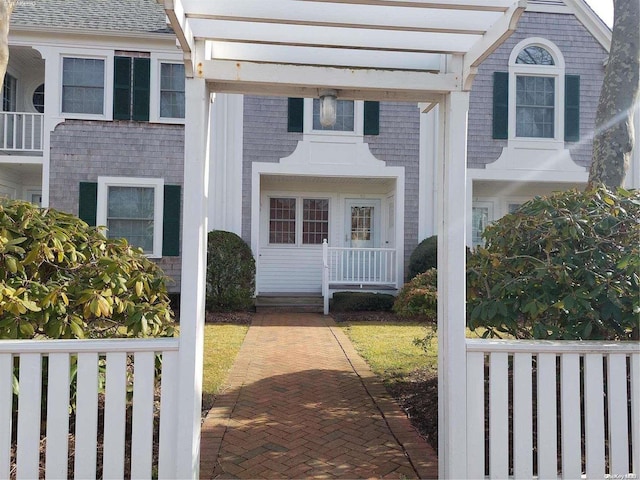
200, 313, 438, 479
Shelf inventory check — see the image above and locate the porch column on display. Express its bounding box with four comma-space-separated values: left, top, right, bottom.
437, 90, 470, 479
176, 75, 210, 479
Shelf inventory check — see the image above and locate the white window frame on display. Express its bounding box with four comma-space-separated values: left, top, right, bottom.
508, 38, 565, 149
149, 54, 186, 124
60, 53, 112, 120
266, 195, 330, 247
96, 177, 164, 258
303, 98, 364, 142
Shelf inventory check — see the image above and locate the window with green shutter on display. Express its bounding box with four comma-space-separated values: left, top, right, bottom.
287, 98, 379, 135
113, 56, 150, 121
80, 179, 180, 258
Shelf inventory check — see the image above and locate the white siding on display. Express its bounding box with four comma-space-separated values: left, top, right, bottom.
258, 247, 323, 293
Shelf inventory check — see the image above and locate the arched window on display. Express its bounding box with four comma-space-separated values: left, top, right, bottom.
509, 39, 564, 140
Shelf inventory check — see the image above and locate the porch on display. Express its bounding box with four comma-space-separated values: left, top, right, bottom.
0, 112, 44, 154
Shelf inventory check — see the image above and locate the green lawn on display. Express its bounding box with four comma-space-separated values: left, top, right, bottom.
202, 323, 249, 411
339, 321, 437, 384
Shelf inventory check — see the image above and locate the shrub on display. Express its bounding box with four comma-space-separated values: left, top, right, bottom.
393, 268, 437, 322
467, 186, 640, 340
408, 235, 437, 279
330, 291, 395, 312
0, 200, 175, 339
206, 230, 255, 311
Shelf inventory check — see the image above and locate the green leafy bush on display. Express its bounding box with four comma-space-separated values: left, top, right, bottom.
0, 200, 175, 339
330, 291, 395, 312
393, 268, 437, 322
467, 186, 640, 340
408, 235, 438, 279
206, 230, 255, 311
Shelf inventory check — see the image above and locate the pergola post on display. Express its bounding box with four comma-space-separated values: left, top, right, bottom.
175, 74, 210, 479
437, 90, 470, 479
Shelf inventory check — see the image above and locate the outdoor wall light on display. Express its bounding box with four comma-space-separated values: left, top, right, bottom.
319, 89, 338, 127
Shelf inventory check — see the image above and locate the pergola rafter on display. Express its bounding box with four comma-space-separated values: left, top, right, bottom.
162, 0, 526, 97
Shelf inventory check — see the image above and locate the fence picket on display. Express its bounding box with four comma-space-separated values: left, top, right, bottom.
0, 353, 13, 480
103, 352, 128, 479
466, 351, 485, 478
74, 352, 99, 480
130, 351, 156, 479
45, 353, 70, 480
584, 354, 605, 478
537, 353, 558, 480
560, 354, 581, 479
513, 353, 533, 479
16, 353, 42, 480
158, 350, 179, 479
489, 352, 509, 479
631, 353, 640, 476
607, 354, 629, 475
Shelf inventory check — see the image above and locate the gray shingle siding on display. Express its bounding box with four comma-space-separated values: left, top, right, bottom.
241, 96, 301, 243
367, 102, 420, 281
468, 11, 608, 169
49, 120, 184, 291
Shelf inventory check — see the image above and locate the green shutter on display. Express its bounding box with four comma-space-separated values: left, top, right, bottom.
113, 56, 132, 120
133, 58, 151, 122
493, 71, 509, 140
565, 75, 580, 142
287, 98, 304, 132
363, 101, 380, 135
78, 182, 98, 226
162, 185, 181, 256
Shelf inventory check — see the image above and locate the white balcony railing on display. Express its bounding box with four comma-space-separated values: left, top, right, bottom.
322, 240, 397, 313
0, 112, 44, 152
466, 339, 640, 479
0, 337, 180, 479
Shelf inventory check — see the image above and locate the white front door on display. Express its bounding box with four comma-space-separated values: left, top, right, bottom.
345, 199, 381, 248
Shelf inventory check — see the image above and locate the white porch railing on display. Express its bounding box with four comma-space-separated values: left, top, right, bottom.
466, 339, 640, 479
0, 112, 44, 152
321, 240, 397, 314
0, 338, 180, 479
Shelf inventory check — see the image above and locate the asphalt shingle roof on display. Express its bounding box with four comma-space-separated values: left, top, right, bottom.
11, 0, 173, 35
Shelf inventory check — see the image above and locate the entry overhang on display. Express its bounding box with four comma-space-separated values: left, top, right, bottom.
158, 0, 527, 95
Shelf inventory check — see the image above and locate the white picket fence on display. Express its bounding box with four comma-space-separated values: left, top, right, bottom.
466, 339, 640, 479
0, 338, 180, 480
0, 112, 44, 152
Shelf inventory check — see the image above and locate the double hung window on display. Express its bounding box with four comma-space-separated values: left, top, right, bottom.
62, 57, 105, 115
269, 197, 329, 245
160, 63, 185, 119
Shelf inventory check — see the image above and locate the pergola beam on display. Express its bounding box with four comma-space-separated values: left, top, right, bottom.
199, 60, 460, 100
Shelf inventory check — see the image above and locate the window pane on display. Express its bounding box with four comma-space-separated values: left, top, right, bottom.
312, 99, 355, 132
351, 206, 373, 241
62, 58, 104, 114
302, 199, 328, 244
2, 74, 17, 111
515, 75, 555, 138
107, 186, 154, 252
472, 206, 489, 247
160, 63, 185, 118
269, 198, 296, 244
515, 46, 554, 65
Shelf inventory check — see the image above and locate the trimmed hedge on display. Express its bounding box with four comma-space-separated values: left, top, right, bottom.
206, 230, 255, 312
330, 291, 395, 312
408, 235, 437, 279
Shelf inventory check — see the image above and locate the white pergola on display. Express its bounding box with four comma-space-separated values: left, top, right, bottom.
158, 1, 527, 478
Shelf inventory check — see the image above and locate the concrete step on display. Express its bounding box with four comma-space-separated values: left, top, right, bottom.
255, 294, 323, 313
